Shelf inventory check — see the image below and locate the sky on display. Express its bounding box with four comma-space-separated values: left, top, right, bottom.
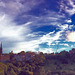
0, 0, 75, 53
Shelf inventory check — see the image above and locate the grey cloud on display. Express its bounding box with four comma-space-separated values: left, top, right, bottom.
22, 12, 66, 27
0, 0, 44, 16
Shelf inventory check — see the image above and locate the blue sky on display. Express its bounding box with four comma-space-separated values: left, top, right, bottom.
0, 0, 75, 53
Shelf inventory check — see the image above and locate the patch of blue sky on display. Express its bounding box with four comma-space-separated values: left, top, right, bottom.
70, 14, 75, 25
39, 42, 48, 48
33, 25, 60, 34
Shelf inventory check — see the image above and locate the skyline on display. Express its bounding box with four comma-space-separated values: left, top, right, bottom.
0, 0, 75, 53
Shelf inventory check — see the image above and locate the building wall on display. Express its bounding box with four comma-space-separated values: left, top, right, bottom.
0, 54, 10, 61
0, 42, 2, 55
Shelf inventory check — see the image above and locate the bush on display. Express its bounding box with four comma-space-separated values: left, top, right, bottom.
0, 62, 7, 75
19, 71, 33, 75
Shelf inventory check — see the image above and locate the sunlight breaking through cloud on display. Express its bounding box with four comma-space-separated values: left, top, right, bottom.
67, 31, 75, 42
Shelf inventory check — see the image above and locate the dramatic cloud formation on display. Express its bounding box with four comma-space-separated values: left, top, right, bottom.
0, 14, 31, 41
0, 0, 75, 53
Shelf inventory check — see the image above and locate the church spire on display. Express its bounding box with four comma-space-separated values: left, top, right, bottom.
0, 42, 2, 55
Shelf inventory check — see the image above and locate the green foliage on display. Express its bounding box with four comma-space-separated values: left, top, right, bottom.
33, 66, 46, 75
7, 63, 19, 74
0, 62, 7, 75
1, 49, 75, 75
30, 54, 45, 65
19, 71, 33, 75
7, 68, 17, 75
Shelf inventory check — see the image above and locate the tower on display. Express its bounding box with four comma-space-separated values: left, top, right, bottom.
0, 42, 2, 55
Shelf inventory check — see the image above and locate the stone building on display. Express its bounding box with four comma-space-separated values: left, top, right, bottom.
0, 42, 10, 62
0, 42, 35, 62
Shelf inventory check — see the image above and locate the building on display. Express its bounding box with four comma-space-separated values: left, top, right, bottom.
0, 42, 35, 62
0, 42, 2, 55
0, 42, 10, 62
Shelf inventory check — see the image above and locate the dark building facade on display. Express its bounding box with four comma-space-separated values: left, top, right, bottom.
0, 42, 2, 55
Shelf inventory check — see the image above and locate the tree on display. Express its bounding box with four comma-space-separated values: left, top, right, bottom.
19, 71, 33, 75
7, 68, 17, 75
33, 66, 45, 75
18, 51, 25, 55
30, 54, 45, 65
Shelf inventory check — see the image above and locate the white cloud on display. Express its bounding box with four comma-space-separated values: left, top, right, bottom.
69, 25, 74, 29
0, 0, 74, 53
66, 0, 75, 15
0, 14, 31, 41
40, 31, 62, 46
58, 48, 67, 51
28, 11, 65, 28
51, 44, 56, 46
71, 45, 74, 48
66, 31, 75, 42
24, 22, 32, 26
0, 12, 71, 53
60, 0, 75, 15
63, 44, 69, 46
60, 24, 68, 30
9, 20, 70, 53
0, 13, 66, 53
65, 19, 72, 23
26, 34, 37, 37
49, 31, 55, 35
55, 41, 60, 44
39, 48, 53, 53
59, 43, 69, 47
11, 30, 63, 53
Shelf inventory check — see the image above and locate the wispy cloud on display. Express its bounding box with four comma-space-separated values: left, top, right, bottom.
59, 43, 69, 47
0, 12, 71, 53
10, 30, 64, 53
60, 0, 75, 15
39, 48, 53, 53
58, 48, 67, 51
0, 0, 44, 16
0, 14, 31, 41
27, 12, 66, 27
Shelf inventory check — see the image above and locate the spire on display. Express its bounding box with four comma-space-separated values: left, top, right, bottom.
0, 42, 2, 54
